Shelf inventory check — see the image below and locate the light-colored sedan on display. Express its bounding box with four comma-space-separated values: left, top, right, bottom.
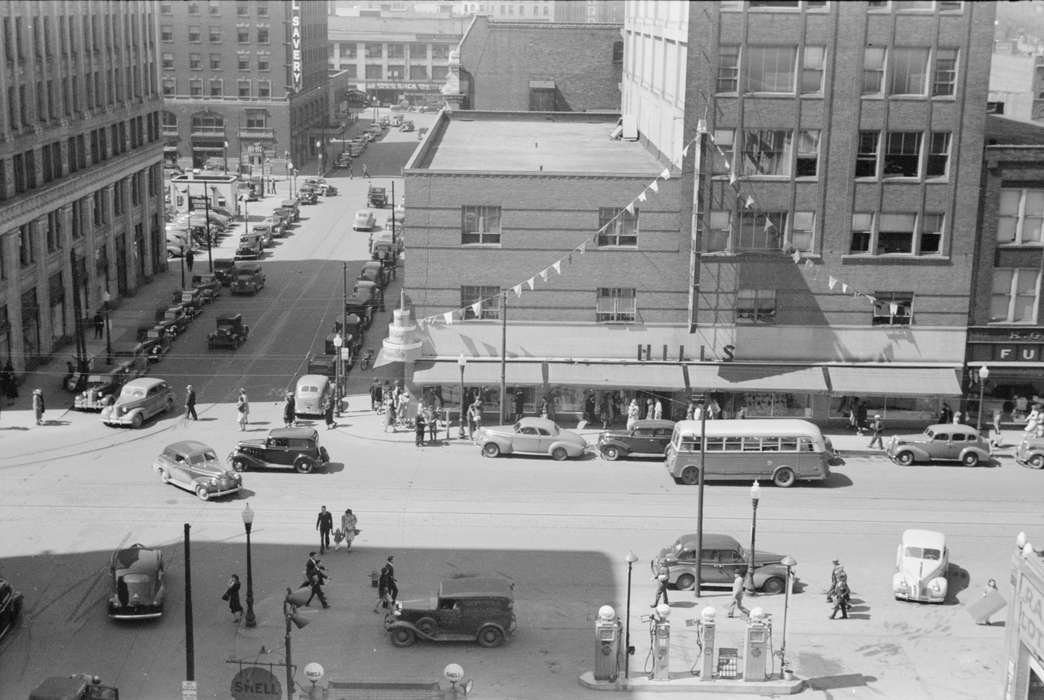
101, 377, 175, 428
893, 529, 949, 603
476, 417, 588, 461
154, 441, 243, 501
353, 210, 376, 231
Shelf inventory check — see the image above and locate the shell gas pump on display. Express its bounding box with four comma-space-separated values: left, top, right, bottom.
696, 606, 717, 681
647, 603, 671, 681
593, 605, 622, 682
742, 607, 772, 682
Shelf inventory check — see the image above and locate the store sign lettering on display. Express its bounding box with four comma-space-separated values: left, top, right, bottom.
1010, 331, 1044, 342
995, 345, 1042, 362
290, 1, 302, 92
1018, 576, 1044, 663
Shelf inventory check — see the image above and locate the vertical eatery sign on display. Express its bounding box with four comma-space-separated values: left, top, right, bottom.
290, 0, 303, 92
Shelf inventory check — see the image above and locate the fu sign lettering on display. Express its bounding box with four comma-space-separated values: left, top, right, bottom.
290, 0, 302, 92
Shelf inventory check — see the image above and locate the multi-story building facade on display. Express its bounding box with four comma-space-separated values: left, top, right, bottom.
0, 1, 166, 373
619, 0, 995, 424
328, 13, 464, 106
158, 0, 329, 173
459, 1, 553, 22
452, 15, 622, 112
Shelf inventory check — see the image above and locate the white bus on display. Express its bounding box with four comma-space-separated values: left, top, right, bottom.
664, 418, 832, 488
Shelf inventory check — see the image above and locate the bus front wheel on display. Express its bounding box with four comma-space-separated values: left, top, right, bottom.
772, 467, 796, 488
680, 466, 699, 485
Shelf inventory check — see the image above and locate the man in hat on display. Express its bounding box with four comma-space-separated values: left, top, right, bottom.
728, 571, 750, 618
651, 568, 670, 607
185, 385, 198, 421
381, 555, 398, 604
316, 505, 334, 554
303, 551, 329, 608
32, 388, 45, 425
867, 413, 884, 449
283, 391, 296, 428
827, 559, 845, 602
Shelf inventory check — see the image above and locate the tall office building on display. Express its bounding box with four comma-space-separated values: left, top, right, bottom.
0, 1, 165, 373
158, 0, 329, 173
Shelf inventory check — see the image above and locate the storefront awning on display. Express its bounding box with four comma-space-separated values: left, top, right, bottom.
547, 363, 684, 390
412, 360, 543, 386
686, 364, 828, 393
826, 366, 961, 397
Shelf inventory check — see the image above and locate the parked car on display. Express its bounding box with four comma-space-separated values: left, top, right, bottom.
192, 273, 221, 302
159, 306, 191, 336
384, 575, 516, 648
230, 261, 265, 295
235, 233, 264, 261
893, 529, 949, 603
367, 186, 388, 208
353, 280, 384, 314
348, 142, 366, 157
1015, 435, 1044, 469
0, 577, 23, 642
306, 354, 337, 380
281, 198, 301, 222
298, 188, 319, 205
108, 543, 165, 619
597, 419, 676, 460
111, 348, 150, 378
324, 184, 338, 196
353, 210, 376, 231
886, 424, 991, 467
294, 374, 333, 418
476, 417, 588, 460
213, 259, 237, 286
175, 288, 207, 315
139, 326, 173, 362
208, 313, 249, 349
400, 120, 415, 132
358, 260, 389, 289
227, 427, 330, 473
272, 208, 294, 232
100, 377, 176, 428
154, 441, 243, 501
251, 222, 275, 247
73, 370, 125, 411
28, 675, 119, 700
650, 533, 794, 594
344, 292, 374, 330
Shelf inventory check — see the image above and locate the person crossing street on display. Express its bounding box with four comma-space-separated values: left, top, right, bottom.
316, 505, 334, 554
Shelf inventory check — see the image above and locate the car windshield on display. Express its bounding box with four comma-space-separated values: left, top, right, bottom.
188, 450, 219, 466
122, 388, 145, 399
904, 546, 942, 560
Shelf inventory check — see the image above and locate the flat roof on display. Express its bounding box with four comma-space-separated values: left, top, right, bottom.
422, 114, 665, 175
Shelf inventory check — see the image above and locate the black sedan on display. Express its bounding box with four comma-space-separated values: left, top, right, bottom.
597, 419, 676, 460
0, 578, 23, 641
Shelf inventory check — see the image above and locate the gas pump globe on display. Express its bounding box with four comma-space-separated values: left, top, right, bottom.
743, 607, 772, 682
593, 605, 622, 682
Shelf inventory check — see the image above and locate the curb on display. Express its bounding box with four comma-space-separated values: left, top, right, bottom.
578, 671, 805, 694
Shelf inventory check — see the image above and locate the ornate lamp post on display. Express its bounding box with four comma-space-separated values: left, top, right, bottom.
778, 554, 796, 676
624, 551, 639, 679
102, 290, 112, 365
977, 365, 990, 432
241, 502, 256, 628
333, 333, 343, 417
315, 140, 322, 177
457, 354, 467, 439
744, 480, 761, 594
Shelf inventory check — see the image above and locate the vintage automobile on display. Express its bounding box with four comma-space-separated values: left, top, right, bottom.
367, 185, 388, 208
159, 306, 191, 335
344, 293, 374, 330
893, 529, 949, 603
208, 313, 249, 349
324, 184, 339, 196
370, 229, 404, 257
228, 427, 331, 473
139, 326, 173, 362
597, 419, 676, 461
191, 273, 221, 303
73, 371, 125, 411
400, 120, 415, 132
352, 280, 384, 313
0, 576, 23, 642
294, 374, 333, 418
272, 208, 294, 233
650, 533, 794, 594
298, 185, 319, 204
154, 441, 243, 501
1015, 435, 1044, 469
235, 233, 264, 261
281, 198, 301, 222
108, 543, 165, 619
100, 377, 176, 428
886, 424, 992, 467
384, 575, 516, 649
174, 288, 207, 315
303, 177, 329, 195
476, 417, 589, 461
251, 222, 275, 247
353, 210, 376, 231
29, 674, 120, 700
230, 261, 265, 295
213, 259, 237, 286
111, 349, 150, 378
358, 260, 389, 289
306, 354, 337, 380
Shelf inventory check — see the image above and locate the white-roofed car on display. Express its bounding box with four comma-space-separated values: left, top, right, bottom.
353, 210, 376, 231
892, 529, 949, 603
476, 416, 588, 461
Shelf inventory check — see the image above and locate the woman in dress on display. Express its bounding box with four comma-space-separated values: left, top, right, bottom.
236, 389, 249, 431
341, 509, 358, 551
223, 574, 243, 624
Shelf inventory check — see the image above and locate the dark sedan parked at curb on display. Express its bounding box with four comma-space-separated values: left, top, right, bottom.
0, 577, 23, 642
108, 543, 166, 620
385, 575, 516, 648
597, 419, 675, 460
476, 417, 588, 460
651, 533, 795, 594
228, 427, 330, 473
886, 424, 991, 467
1015, 436, 1044, 469
154, 441, 243, 501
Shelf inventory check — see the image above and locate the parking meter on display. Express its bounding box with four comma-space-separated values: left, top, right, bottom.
742, 607, 772, 682
593, 605, 622, 682
698, 606, 717, 681
650, 603, 671, 681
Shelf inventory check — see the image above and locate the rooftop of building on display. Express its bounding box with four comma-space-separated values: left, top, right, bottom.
409, 111, 664, 175
329, 13, 469, 38
985, 114, 1044, 145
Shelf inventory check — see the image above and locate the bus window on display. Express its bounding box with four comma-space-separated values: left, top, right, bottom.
780, 437, 798, 451
798, 437, 815, 452
705, 437, 724, 451
742, 437, 761, 452
724, 437, 742, 451
761, 437, 781, 452
680, 436, 699, 451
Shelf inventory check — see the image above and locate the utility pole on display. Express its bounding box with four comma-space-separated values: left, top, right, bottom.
499, 290, 507, 423
184, 523, 194, 682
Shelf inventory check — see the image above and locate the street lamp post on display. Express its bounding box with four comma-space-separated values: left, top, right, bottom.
287, 162, 295, 198
778, 554, 797, 677
333, 333, 343, 417
745, 481, 761, 594
283, 589, 311, 700
624, 551, 639, 679
102, 290, 112, 365
223, 140, 229, 174
977, 365, 990, 432
242, 503, 257, 628
315, 140, 322, 177
457, 354, 467, 439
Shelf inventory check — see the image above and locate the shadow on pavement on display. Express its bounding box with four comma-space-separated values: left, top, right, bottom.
806, 673, 879, 691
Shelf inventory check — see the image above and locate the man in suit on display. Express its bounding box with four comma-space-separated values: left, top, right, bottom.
304, 552, 329, 608
185, 385, 198, 421
381, 555, 398, 604
316, 506, 334, 553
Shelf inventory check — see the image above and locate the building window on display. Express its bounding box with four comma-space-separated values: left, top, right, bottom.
926, 132, 950, 177
432, 44, 450, 60
850, 213, 873, 254
877, 213, 916, 253
387, 65, 404, 80
888, 47, 929, 96
19, 224, 34, 267
741, 130, 791, 176
187, 1, 200, 14
257, 81, 270, 98
737, 289, 777, 324
991, 269, 1039, 324
365, 43, 383, 59
596, 288, 637, 323
856, 131, 879, 177
188, 26, 200, 43
883, 131, 921, 178
717, 45, 739, 93
257, 2, 269, 17
209, 26, 221, 43
160, 25, 173, 42
236, 3, 249, 16
737, 212, 786, 250
340, 42, 357, 59
461, 205, 501, 245
862, 46, 885, 95
189, 79, 203, 97
238, 80, 251, 98
999, 189, 1044, 246
257, 27, 268, 43
387, 43, 404, 59
711, 130, 734, 176
431, 65, 447, 80
743, 46, 796, 93
208, 0, 221, 15
920, 213, 943, 254
461, 286, 501, 320
365, 65, 382, 79
257, 53, 270, 71
612, 40, 624, 64
597, 207, 638, 247
189, 53, 201, 70
160, 2, 173, 14
706, 212, 731, 252
210, 53, 221, 70
790, 211, 815, 253
244, 109, 269, 128
801, 46, 825, 94
209, 79, 222, 97
873, 292, 914, 326
237, 51, 250, 70
161, 52, 174, 70
933, 48, 958, 97
162, 78, 176, 97
46, 210, 62, 253
796, 130, 819, 177
409, 65, 429, 80
237, 26, 249, 43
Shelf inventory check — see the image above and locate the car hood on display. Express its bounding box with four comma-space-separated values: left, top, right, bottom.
891, 433, 929, 445
235, 438, 265, 448
897, 556, 946, 584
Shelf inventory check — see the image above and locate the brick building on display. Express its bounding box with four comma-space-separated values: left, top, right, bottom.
453, 15, 622, 112
621, 0, 995, 424
0, 1, 166, 373
158, 0, 330, 173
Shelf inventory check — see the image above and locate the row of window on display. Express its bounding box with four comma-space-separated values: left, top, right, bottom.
1, 10, 154, 65
714, 44, 958, 98
161, 24, 269, 44
162, 110, 272, 133
162, 52, 271, 73
458, 286, 637, 323
334, 64, 448, 81
163, 78, 273, 100
160, 1, 270, 18
719, 1, 964, 12
333, 42, 454, 61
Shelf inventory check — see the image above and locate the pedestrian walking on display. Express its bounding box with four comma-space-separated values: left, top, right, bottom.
980, 578, 999, 625
939, 403, 954, 425
382, 555, 398, 603
374, 566, 392, 613
384, 397, 396, 432
32, 388, 45, 425
727, 572, 750, 618
827, 559, 845, 602
396, 390, 410, 428
339, 508, 358, 551
283, 392, 296, 428
651, 571, 670, 607
316, 505, 334, 554
653, 398, 663, 420
990, 409, 1003, 449
185, 249, 195, 272
362, 163, 369, 178
370, 379, 382, 412
856, 400, 868, 435
514, 390, 525, 421
304, 553, 329, 608
626, 399, 640, 430
185, 385, 198, 421
324, 397, 336, 430
467, 399, 483, 440
868, 414, 885, 449
426, 405, 438, 443
236, 389, 249, 431
347, 162, 353, 179
645, 398, 655, 420
222, 574, 243, 624
848, 399, 861, 434
829, 576, 850, 619
953, 410, 964, 425
414, 411, 426, 447
93, 311, 105, 339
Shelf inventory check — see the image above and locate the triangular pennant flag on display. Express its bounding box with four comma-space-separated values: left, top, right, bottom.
578, 242, 587, 254
828, 276, 838, 290
471, 301, 482, 316
443, 311, 454, 325
729, 170, 737, 185
649, 180, 659, 193
539, 268, 549, 282
625, 202, 635, 215
513, 284, 523, 297
841, 283, 849, 294
552, 260, 561, 274
745, 195, 755, 209
682, 144, 690, 158
526, 277, 536, 290
866, 296, 877, 304
660, 167, 671, 181
715, 143, 728, 159
764, 219, 777, 233
638, 191, 648, 203
791, 250, 802, 264
889, 302, 898, 315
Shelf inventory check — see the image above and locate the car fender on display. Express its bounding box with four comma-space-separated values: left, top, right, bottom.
960, 446, 991, 462
893, 444, 930, 461
488, 436, 514, 454
228, 451, 263, 468
549, 440, 583, 457
599, 438, 630, 456
385, 619, 436, 640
